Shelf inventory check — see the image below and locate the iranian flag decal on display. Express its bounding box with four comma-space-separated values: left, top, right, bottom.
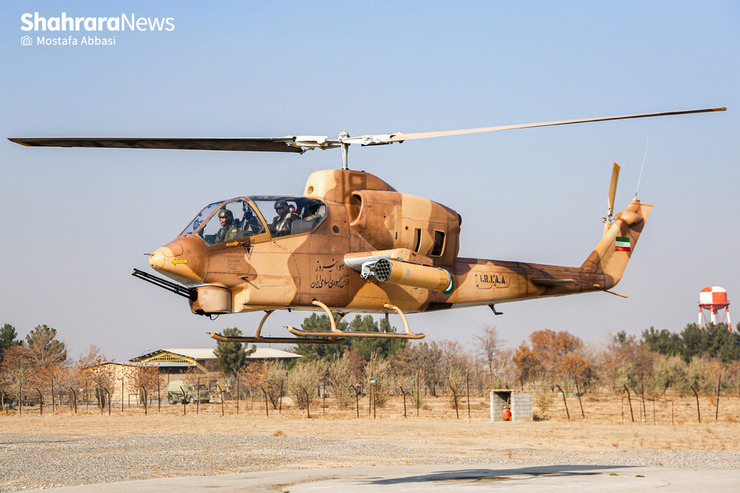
616, 237, 631, 252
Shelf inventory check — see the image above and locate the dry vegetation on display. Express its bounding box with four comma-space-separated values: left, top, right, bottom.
3, 393, 739, 451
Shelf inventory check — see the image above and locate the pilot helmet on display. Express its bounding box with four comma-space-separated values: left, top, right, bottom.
218, 209, 233, 221
274, 200, 289, 213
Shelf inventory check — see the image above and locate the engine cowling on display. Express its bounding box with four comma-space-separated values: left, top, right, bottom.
348, 190, 460, 266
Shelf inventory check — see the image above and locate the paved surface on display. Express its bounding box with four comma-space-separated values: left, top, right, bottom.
29, 464, 740, 492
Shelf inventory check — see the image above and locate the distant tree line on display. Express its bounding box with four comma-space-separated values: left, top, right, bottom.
3, 319, 739, 417
0, 323, 165, 414
642, 323, 740, 363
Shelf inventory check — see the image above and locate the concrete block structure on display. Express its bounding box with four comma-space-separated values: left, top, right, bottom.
489, 389, 533, 422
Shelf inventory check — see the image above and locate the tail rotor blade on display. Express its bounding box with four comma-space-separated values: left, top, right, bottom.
604, 163, 620, 236
607, 163, 620, 218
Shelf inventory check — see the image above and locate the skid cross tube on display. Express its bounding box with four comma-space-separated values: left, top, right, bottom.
286, 301, 425, 340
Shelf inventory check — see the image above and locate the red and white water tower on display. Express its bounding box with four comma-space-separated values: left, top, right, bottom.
698, 286, 731, 330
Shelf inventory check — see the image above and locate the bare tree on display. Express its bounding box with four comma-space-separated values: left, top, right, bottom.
475, 326, 502, 388
446, 367, 466, 419
129, 363, 161, 414
0, 345, 32, 413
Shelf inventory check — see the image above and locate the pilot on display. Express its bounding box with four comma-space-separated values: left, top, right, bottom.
240, 203, 264, 235
270, 199, 298, 236
214, 208, 239, 243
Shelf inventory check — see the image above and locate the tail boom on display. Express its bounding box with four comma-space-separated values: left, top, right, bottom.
428, 198, 652, 310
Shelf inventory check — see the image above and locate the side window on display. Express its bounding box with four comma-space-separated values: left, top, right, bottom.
200, 199, 265, 245
253, 197, 327, 238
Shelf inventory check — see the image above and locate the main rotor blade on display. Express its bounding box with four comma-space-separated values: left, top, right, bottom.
385, 107, 726, 143
8, 137, 309, 153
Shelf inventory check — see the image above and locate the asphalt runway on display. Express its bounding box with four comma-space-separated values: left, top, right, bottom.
30, 464, 740, 492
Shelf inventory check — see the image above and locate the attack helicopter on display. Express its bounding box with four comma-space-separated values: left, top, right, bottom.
10, 106, 726, 344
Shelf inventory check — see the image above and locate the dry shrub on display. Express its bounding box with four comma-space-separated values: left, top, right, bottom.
327, 356, 356, 409
364, 353, 393, 407
533, 379, 554, 419
286, 359, 326, 410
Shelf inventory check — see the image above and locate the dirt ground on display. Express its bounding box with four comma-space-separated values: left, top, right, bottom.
2, 393, 739, 491
3, 393, 739, 452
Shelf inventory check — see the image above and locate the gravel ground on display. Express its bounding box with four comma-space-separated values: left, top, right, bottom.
2, 431, 740, 491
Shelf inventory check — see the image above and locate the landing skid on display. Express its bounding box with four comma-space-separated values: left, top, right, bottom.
208, 309, 345, 345
208, 332, 344, 345
208, 301, 425, 344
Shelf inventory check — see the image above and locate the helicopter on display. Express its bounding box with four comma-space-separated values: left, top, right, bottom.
10, 106, 726, 344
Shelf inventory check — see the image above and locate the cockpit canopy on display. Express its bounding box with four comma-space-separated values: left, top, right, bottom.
181, 196, 327, 245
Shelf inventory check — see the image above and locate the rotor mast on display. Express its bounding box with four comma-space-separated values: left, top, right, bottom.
339, 130, 350, 170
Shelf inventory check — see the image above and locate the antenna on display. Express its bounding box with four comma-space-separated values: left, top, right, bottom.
635, 136, 649, 198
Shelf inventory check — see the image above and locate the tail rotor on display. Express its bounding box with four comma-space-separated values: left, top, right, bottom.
603, 163, 620, 236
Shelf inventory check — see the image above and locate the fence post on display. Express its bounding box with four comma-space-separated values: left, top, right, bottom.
575, 380, 585, 418
104, 388, 111, 416
715, 373, 721, 422
36, 388, 43, 415
466, 373, 471, 420
555, 384, 570, 421
69, 387, 77, 415
691, 385, 701, 423
623, 385, 634, 422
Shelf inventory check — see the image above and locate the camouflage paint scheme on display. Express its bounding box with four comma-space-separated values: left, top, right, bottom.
148, 168, 652, 319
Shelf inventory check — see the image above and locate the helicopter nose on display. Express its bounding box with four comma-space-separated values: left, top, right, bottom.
149, 248, 169, 270
148, 237, 207, 283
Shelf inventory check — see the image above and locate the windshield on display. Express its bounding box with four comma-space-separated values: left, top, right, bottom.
183, 196, 327, 245
184, 198, 267, 245
181, 201, 223, 235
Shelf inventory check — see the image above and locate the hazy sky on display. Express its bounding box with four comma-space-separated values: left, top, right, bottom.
1, 1, 738, 361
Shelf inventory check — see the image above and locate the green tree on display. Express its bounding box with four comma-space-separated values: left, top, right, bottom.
642, 327, 683, 358
645, 323, 740, 363
293, 314, 350, 361
652, 354, 688, 395
294, 314, 404, 362
25, 325, 67, 368
0, 324, 22, 364
214, 327, 255, 380
347, 315, 406, 361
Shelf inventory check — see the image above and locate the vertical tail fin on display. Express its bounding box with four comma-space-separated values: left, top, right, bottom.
581, 198, 653, 288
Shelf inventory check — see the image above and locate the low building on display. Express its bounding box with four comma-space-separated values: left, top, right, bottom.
84, 347, 300, 405
129, 347, 301, 389
489, 389, 533, 422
